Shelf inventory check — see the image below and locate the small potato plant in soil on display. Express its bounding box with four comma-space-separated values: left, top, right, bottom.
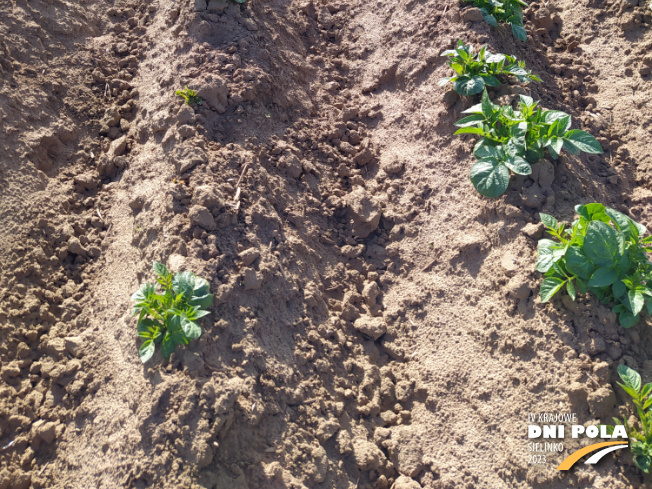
537, 204, 652, 327
608, 365, 652, 473
175, 86, 202, 105
131, 262, 214, 362
463, 0, 528, 41
439, 40, 541, 96
455, 91, 603, 197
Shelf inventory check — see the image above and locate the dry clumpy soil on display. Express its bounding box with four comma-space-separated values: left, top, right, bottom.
2, 0, 652, 488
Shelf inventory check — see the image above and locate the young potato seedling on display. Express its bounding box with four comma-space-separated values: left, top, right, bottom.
439, 40, 541, 96
463, 0, 528, 41
606, 365, 652, 473
536, 203, 652, 327
176, 87, 202, 105
131, 262, 214, 363
455, 90, 603, 197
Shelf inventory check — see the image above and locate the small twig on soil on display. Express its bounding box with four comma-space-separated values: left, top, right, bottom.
228, 163, 249, 213
104, 82, 109, 98
278, 262, 288, 281
422, 257, 437, 272
443, 4, 448, 14
235, 163, 249, 188
205, 364, 226, 373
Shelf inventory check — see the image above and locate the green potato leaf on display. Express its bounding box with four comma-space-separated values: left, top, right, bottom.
628, 289, 645, 316
565, 246, 594, 280
587, 267, 618, 288
503, 155, 531, 175
137, 318, 161, 340
540, 213, 559, 230
613, 280, 626, 299
454, 76, 486, 96
540, 277, 565, 302
542, 110, 571, 126
511, 23, 527, 42
474, 141, 503, 159
189, 293, 214, 309
469, 158, 510, 198
480, 8, 499, 26
131, 282, 155, 305
576, 203, 608, 223
454, 127, 486, 136
536, 239, 562, 273
635, 455, 652, 474
482, 75, 501, 87
547, 137, 564, 159
139, 340, 156, 363
584, 221, 621, 268
566, 280, 577, 301
605, 206, 647, 237
173, 271, 196, 301
192, 277, 212, 298
481, 90, 494, 118
564, 129, 603, 154
561, 138, 581, 155
455, 114, 487, 127
641, 383, 652, 400
619, 310, 639, 328
180, 313, 202, 340
618, 364, 642, 393
438, 77, 453, 87
153, 262, 169, 278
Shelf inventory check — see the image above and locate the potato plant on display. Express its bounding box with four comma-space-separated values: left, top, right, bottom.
439, 40, 541, 96
131, 262, 214, 362
536, 203, 652, 327
607, 365, 652, 473
176, 87, 202, 105
463, 0, 528, 41
455, 91, 603, 197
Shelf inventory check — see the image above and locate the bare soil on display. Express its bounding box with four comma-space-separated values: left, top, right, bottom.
2, 0, 652, 488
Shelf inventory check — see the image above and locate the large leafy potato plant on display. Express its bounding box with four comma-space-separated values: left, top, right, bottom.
131, 262, 214, 362
537, 204, 652, 327
455, 91, 603, 197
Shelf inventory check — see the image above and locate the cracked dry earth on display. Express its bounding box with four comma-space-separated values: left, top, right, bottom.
3, 0, 652, 488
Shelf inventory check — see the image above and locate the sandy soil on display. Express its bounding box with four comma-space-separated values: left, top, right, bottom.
2, 0, 652, 488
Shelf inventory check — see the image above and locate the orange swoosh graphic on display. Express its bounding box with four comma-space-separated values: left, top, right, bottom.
556, 441, 629, 470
